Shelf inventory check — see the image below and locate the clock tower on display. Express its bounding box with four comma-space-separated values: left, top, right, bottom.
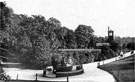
108, 27, 114, 42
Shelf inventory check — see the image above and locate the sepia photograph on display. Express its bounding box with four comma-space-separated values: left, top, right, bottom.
0, 0, 135, 82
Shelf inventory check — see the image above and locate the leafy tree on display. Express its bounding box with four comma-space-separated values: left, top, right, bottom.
96, 36, 106, 43
0, 2, 13, 30
0, 2, 15, 59
88, 35, 98, 48
55, 27, 68, 48
47, 17, 61, 27
99, 45, 116, 60
122, 43, 127, 49
0, 2, 13, 42
127, 42, 135, 50
75, 24, 94, 48
109, 40, 121, 52
17, 15, 62, 68
65, 29, 77, 48
1, 2, 124, 68
55, 27, 76, 49
21, 36, 52, 69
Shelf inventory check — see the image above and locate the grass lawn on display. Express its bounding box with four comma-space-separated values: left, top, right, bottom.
98, 54, 135, 82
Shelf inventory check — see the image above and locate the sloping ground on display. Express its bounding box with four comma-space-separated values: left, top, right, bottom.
98, 54, 135, 82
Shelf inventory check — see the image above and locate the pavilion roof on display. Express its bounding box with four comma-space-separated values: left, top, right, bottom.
58, 49, 101, 52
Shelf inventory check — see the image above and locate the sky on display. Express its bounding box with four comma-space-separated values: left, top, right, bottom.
1, 0, 135, 37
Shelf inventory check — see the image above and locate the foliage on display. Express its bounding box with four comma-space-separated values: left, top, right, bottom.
55, 27, 77, 49
2, 2, 133, 69
75, 24, 94, 48
109, 40, 121, 52
0, 2, 15, 60
99, 45, 116, 61
23, 36, 52, 69
127, 42, 135, 50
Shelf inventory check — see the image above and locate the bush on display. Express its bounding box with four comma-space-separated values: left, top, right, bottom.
127, 42, 135, 50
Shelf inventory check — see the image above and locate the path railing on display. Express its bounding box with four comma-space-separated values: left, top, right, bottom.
11, 73, 69, 82
97, 51, 133, 67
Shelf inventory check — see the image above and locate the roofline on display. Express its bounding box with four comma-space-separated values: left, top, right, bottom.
58, 49, 101, 52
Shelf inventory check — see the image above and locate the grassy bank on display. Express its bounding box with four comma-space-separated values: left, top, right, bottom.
98, 54, 135, 82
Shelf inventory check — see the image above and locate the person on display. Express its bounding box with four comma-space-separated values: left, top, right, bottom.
0, 58, 2, 67
0, 59, 2, 65
52, 57, 57, 74
61, 56, 66, 66
131, 50, 134, 54
120, 51, 123, 58
67, 56, 73, 66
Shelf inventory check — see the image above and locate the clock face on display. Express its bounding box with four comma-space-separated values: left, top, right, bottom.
109, 32, 113, 36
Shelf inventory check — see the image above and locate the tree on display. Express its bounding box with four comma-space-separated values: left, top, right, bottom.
122, 43, 127, 49
17, 14, 63, 68
88, 35, 98, 48
75, 24, 94, 48
109, 40, 121, 52
22, 35, 52, 69
0, 2, 13, 30
55, 27, 77, 49
0, 2, 13, 41
0, 2, 15, 60
65, 29, 77, 48
127, 42, 135, 50
99, 45, 116, 60
47, 17, 61, 27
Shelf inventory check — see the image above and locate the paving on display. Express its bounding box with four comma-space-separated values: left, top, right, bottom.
2, 51, 134, 82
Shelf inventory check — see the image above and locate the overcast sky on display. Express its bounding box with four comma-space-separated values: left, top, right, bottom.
1, 0, 135, 37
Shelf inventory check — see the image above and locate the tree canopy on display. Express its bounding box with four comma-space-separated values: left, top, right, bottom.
127, 42, 135, 50
1, 2, 132, 68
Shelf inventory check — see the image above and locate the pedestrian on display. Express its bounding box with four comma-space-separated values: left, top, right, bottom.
131, 50, 134, 54
52, 56, 57, 74
61, 55, 66, 66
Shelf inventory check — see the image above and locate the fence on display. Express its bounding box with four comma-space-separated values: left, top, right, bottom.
97, 52, 133, 67
3, 73, 69, 82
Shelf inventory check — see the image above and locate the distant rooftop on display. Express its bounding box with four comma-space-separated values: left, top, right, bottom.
58, 49, 101, 52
